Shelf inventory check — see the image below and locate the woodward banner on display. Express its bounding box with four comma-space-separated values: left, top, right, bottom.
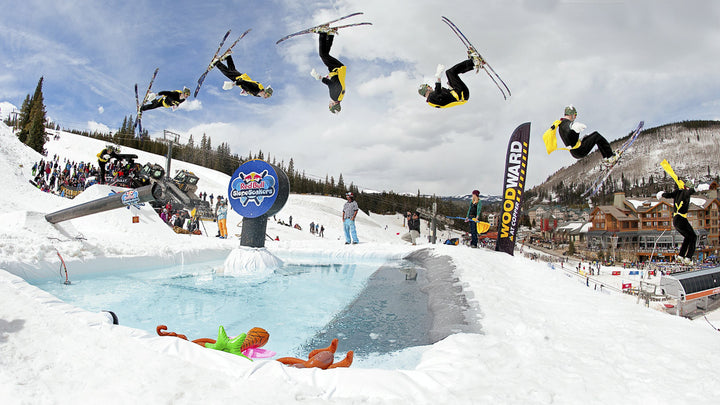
495, 122, 531, 256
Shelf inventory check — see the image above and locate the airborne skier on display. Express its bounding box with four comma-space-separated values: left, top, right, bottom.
418, 54, 483, 108
657, 160, 710, 265
309, 29, 346, 114
214, 53, 273, 98
140, 88, 191, 112
543, 105, 619, 166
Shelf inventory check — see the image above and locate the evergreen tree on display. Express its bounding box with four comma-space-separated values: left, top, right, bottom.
337, 173, 345, 194
25, 77, 48, 153
16, 95, 32, 143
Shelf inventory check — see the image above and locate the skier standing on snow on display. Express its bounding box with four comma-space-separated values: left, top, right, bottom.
418, 52, 484, 108
657, 178, 710, 265
140, 88, 191, 111
309, 29, 345, 114
214, 53, 273, 98
544, 105, 619, 165
96, 145, 120, 185
465, 190, 482, 248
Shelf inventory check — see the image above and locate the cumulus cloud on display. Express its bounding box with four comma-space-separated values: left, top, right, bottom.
87, 121, 110, 134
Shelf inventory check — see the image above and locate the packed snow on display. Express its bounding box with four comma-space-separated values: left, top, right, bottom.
1, 121, 719, 404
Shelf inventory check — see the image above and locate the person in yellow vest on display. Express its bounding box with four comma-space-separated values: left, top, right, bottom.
418, 52, 484, 108
96, 145, 120, 185
657, 171, 710, 264
310, 29, 345, 114
140, 88, 190, 111
544, 105, 619, 166
214, 53, 273, 98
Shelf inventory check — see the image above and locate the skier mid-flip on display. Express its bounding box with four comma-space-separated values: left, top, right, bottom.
140, 87, 191, 112
310, 29, 346, 114
418, 53, 484, 108
214, 53, 273, 98
544, 105, 620, 166
657, 160, 710, 265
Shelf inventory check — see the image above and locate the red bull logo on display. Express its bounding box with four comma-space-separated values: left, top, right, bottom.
230, 169, 276, 207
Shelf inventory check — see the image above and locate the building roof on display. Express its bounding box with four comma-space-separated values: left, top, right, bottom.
667, 266, 720, 297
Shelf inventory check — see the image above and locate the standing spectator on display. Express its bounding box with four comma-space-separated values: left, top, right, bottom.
289, 215, 293, 227
209, 193, 214, 206
310, 221, 315, 235
320, 225, 325, 238
401, 212, 421, 245
465, 190, 482, 248
216, 200, 228, 239
342, 192, 359, 244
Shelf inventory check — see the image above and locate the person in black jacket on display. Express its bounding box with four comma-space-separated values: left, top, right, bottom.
214, 53, 273, 98
96, 145, 120, 185
310, 30, 345, 114
657, 180, 710, 264
418, 57, 482, 109
140, 88, 190, 111
401, 212, 421, 245
556, 105, 618, 165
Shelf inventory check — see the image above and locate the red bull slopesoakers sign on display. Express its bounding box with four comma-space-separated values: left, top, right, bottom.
228, 160, 288, 219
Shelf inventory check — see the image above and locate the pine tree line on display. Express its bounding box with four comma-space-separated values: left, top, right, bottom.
3, 78, 466, 222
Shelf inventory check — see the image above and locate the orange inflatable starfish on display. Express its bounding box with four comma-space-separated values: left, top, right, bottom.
276, 338, 354, 369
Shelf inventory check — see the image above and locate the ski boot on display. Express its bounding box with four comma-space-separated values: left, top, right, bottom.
211, 50, 231, 66
312, 25, 339, 35
468, 48, 485, 72
602, 152, 620, 168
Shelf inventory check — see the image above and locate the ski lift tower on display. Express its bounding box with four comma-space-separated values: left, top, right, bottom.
159, 129, 181, 180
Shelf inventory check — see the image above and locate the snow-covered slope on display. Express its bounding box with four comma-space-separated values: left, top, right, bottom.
2, 121, 720, 404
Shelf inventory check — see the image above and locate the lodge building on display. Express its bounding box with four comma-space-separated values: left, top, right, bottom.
586, 184, 720, 262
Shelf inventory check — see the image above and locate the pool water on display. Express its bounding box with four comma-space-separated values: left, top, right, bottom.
32, 258, 431, 366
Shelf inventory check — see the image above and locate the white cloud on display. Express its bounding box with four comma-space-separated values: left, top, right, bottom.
97, 105, 104, 114
87, 121, 110, 134
4, 0, 720, 196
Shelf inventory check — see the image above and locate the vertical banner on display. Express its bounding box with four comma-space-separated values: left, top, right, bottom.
496, 122, 531, 255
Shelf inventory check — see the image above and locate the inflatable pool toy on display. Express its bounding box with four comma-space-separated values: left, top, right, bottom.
205, 326, 248, 358
276, 338, 354, 369
240, 327, 276, 358
156, 325, 275, 359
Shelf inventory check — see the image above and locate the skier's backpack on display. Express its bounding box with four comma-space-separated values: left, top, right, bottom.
542, 119, 580, 154
542, 119, 563, 154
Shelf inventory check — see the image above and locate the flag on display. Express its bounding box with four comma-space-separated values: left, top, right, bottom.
495, 122, 531, 256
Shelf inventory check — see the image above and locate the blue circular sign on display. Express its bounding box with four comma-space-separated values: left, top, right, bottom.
228, 160, 281, 218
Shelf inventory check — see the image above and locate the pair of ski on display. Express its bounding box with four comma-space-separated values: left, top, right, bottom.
133, 67, 159, 135
441, 16, 511, 100
275, 12, 371, 44
194, 28, 252, 98
582, 121, 645, 198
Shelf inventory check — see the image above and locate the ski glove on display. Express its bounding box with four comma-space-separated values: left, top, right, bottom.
696, 183, 710, 191
656, 191, 665, 200
571, 122, 587, 133
435, 64, 446, 81
222, 81, 235, 90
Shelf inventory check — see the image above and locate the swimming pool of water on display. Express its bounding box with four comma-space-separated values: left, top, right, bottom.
31, 257, 431, 368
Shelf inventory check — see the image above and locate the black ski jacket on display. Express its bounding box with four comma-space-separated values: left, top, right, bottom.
662, 187, 696, 216
557, 118, 580, 148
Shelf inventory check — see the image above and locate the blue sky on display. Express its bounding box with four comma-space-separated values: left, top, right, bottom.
2, 0, 720, 196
